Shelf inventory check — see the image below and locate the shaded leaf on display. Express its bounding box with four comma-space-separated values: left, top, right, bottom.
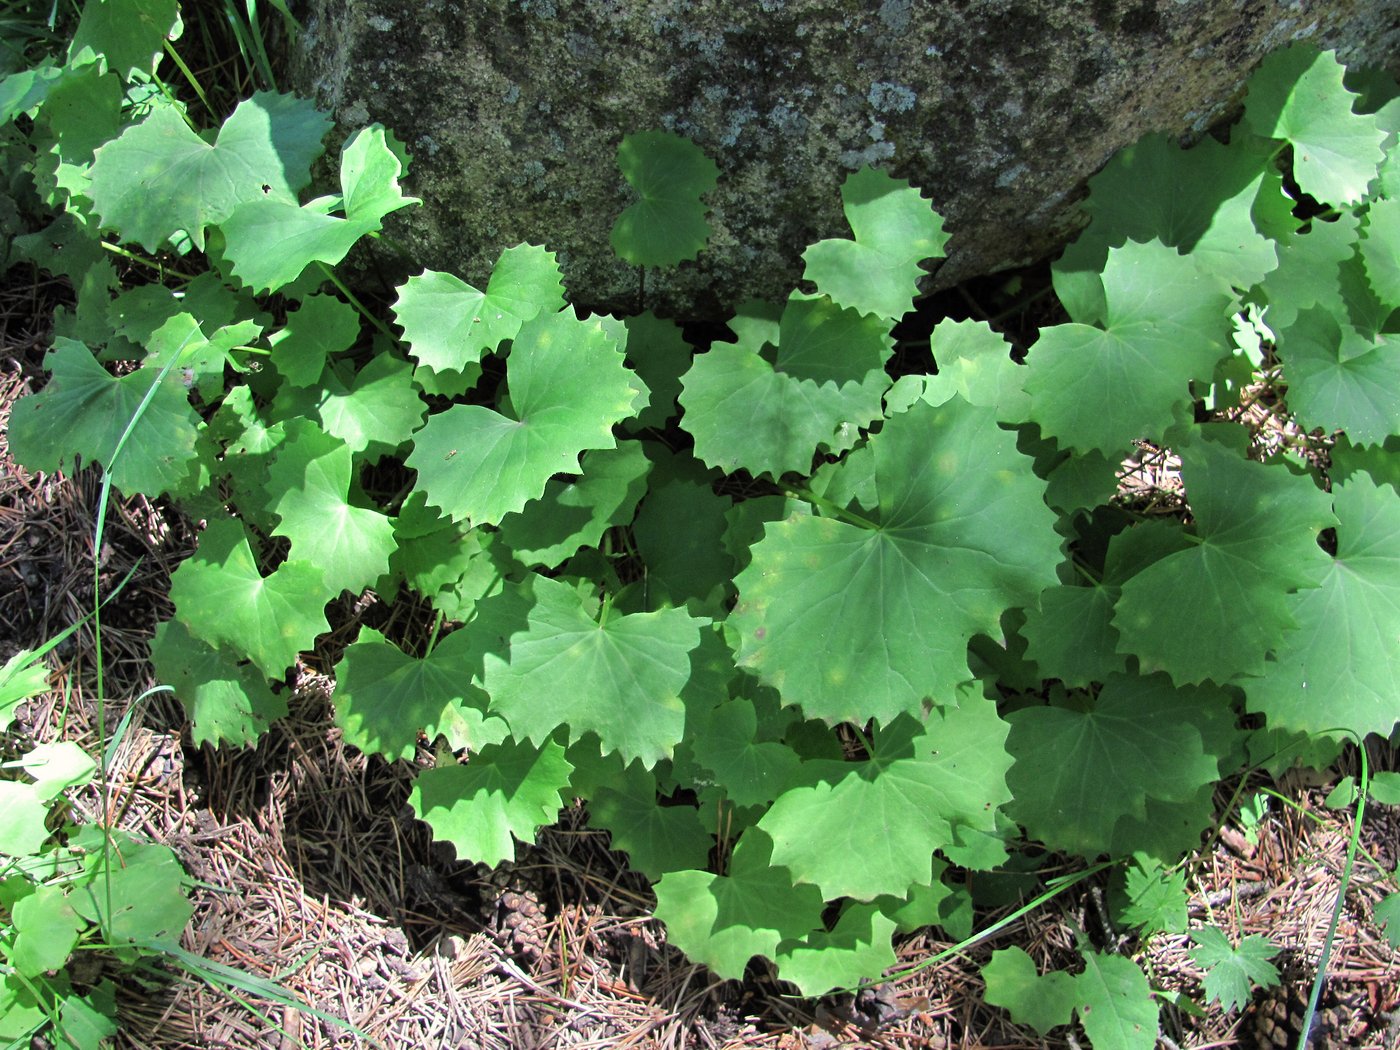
89, 93, 330, 250
610, 131, 718, 267
983, 946, 1077, 1036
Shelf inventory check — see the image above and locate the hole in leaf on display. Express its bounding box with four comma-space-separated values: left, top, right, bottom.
1317, 527, 1338, 556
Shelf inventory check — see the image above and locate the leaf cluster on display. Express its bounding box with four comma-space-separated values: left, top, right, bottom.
4, 9, 1400, 1046
0, 652, 192, 1049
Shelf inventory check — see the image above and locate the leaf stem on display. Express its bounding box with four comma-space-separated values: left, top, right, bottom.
781, 482, 879, 530
100, 240, 196, 281
160, 40, 212, 117
315, 262, 398, 343
835, 858, 1119, 993
423, 610, 445, 657
1297, 735, 1367, 1050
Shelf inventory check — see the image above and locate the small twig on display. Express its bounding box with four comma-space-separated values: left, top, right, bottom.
1191, 880, 1273, 912
490, 956, 603, 1018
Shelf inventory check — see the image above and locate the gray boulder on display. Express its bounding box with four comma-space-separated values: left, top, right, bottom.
288, 1, 1400, 319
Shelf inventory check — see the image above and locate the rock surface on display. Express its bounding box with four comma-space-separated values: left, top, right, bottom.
288, 0, 1400, 319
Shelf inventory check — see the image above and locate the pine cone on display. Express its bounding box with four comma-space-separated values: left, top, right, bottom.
1248, 981, 1348, 1049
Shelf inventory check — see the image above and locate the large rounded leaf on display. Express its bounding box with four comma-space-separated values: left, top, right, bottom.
732, 397, 1060, 725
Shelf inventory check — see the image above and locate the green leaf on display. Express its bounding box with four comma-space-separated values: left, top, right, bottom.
982, 946, 1077, 1036
142, 312, 263, 401
1054, 132, 1278, 307
7, 338, 202, 496
1075, 951, 1160, 1050
1005, 674, 1226, 857
758, 694, 1013, 900
1377, 891, 1400, 948
1119, 861, 1189, 936
801, 166, 948, 320
149, 618, 287, 747
408, 310, 638, 525
1371, 772, 1400, 806
690, 698, 800, 807
1375, 97, 1400, 200
68, 0, 180, 80
1112, 439, 1335, 685
623, 312, 692, 430
393, 244, 565, 371
0, 651, 52, 731
484, 576, 708, 767
0, 971, 47, 1041
1244, 474, 1400, 739
266, 421, 397, 594
1025, 239, 1234, 456
774, 903, 897, 996
0, 781, 50, 855
167, 517, 330, 678
587, 762, 713, 880
1243, 45, 1385, 206
1324, 778, 1357, 808
1276, 307, 1400, 447
653, 830, 824, 980
610, 131, 719, 267
221, 125, 418, 292
495, 443, 651, 568
732, 397, 1060, 725
306, 352, 426, 461
268, 293, 361, 387
680, 295, 890, 478
88, 93, 331, 250
11, 885, 84, 975
0, 62, 62, 122
922, 318, 1031, 419
19, 742, 95, 800
74, 838, 192, 944
409, 738, 572, 867
331, 627, 504, 761
1021, 583, 1128, 688
1362, 197, 1400, 306
1251, 211, 1358, 332
1189, 927, 1280, 1012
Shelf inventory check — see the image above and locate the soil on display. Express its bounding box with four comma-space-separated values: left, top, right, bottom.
2, 268, 1398, 1050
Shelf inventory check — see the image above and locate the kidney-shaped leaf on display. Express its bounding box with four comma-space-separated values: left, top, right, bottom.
408, 311, 640, 526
